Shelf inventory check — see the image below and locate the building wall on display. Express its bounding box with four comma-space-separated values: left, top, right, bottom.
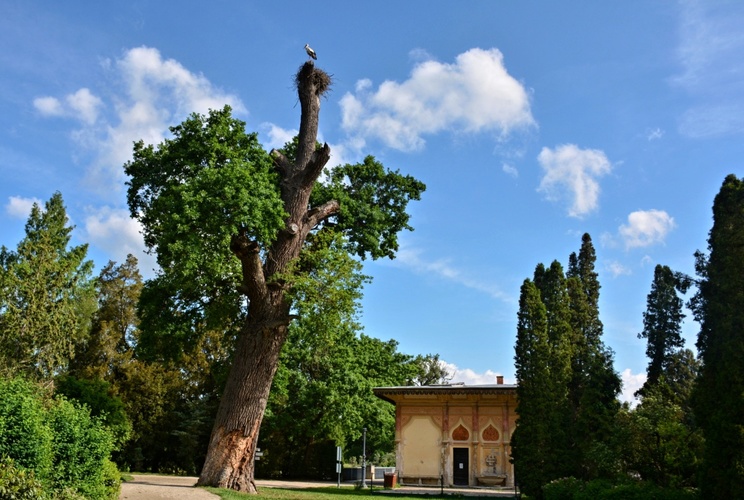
391, 391, 516, 488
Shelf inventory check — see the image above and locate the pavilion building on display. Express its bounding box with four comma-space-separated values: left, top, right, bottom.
373, 379, 517, 489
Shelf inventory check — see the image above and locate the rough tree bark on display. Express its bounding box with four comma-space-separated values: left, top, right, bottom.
197, 61, 333, 492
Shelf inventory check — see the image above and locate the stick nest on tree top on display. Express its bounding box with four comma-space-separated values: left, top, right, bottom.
295, 61, 332, 96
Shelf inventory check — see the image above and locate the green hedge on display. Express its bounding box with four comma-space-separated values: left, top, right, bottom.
542, 477, 698, 500
0, 377, 119, 499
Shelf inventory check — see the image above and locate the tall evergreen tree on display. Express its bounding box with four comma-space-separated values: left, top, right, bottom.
512, 279, 554, 499
636, 264, 688, 397
689, 174, 744, 499
513, 234, 620, 494
566, 234, 620, 479
70, 255, 143, 380
0, 192, 95, 380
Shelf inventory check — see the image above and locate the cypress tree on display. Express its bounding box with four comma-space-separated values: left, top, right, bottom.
513, 234, 621, 493
512, 279, 553, 499
690, 174, 744, 498
566, 234, 620, 479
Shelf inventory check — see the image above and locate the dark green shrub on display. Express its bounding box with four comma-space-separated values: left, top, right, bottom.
543, 477, 585, 500
49, 397, 115, 499
54, 376, 132, 450
0, 457, 45, 499
543, 477, 698, 500
0, 378, 53, 479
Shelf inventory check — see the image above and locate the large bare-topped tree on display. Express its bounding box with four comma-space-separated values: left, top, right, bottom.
125, 60, 425, 491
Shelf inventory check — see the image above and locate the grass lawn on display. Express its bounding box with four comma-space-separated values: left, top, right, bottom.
205, 486, 381, 500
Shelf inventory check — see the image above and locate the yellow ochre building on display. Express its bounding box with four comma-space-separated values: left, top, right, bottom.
374, 379, 517, 489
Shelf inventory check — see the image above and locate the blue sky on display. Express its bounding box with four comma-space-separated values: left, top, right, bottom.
3, 1, 744, 403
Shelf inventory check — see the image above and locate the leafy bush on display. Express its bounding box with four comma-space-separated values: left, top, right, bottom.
0, 378, 53, 479
49, 397, 115, 499
0, 457, 45, 499
54, 376, 132, 450
542, 477, 584, 500
543, 477, 697, 500
0, 377, 120, 499
101, 459, 122, 500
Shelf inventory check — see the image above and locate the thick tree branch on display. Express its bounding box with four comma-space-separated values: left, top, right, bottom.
269, 149, 291, 177
303, 143, 331, 186
306, 199, 340, 229
230, 234, 267, 300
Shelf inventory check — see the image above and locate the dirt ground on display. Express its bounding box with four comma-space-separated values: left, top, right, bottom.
119, 474, 219, 499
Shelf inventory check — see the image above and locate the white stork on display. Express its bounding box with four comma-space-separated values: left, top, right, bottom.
304, 43, 317, 60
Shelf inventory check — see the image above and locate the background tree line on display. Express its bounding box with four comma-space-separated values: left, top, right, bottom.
0, 188, 448, 488
513, 175, 744, 499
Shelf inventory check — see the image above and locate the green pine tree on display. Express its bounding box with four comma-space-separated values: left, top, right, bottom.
636, 264, 688, 398
0, 192, 95, 380
690, 174, 744, 499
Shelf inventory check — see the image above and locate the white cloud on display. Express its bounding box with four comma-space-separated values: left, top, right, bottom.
606, 260, 632, 277
620, 368, 646, 407
33, 96, 64, 117
83, 206, 157, 276
260, 123, 297, 151
537, 144, 612, 218
35, 46, 245, 194
34, 88, 102, 124
502, 163, 518, 178
395, 246, 513, 303
340, 48, 535, 151
619, 209, 675, 249
66, 88, 103, 124
5, 196, 42, 219
444, 362, 512, 385
647, 127, 664, 141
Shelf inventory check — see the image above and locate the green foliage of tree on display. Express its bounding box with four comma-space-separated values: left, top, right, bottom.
566, 235, 621, 478
636, 265, 689, 397
512, 235, 621, 497
0, 193, 95, 380
70, 255, 142, 380
616, 388, 703, 489
512, 278, 559, 498
125, 61, 425, 491
689, 174, 744, 498
311, 156, 425, 260
411, 353, 453, 386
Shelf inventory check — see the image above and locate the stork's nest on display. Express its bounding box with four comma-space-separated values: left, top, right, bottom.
295, 61, 332, 96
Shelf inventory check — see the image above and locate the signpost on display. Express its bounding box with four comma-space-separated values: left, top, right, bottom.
336, 446, 342, 488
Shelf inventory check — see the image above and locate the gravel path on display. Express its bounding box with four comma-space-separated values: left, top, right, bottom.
119, 474, 219, 499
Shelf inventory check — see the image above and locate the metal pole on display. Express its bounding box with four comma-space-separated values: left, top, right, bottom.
361, 427, 367, 488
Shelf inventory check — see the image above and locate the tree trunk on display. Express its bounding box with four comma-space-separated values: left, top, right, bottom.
198, 61, 332, 491
197, 318, 287, 491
